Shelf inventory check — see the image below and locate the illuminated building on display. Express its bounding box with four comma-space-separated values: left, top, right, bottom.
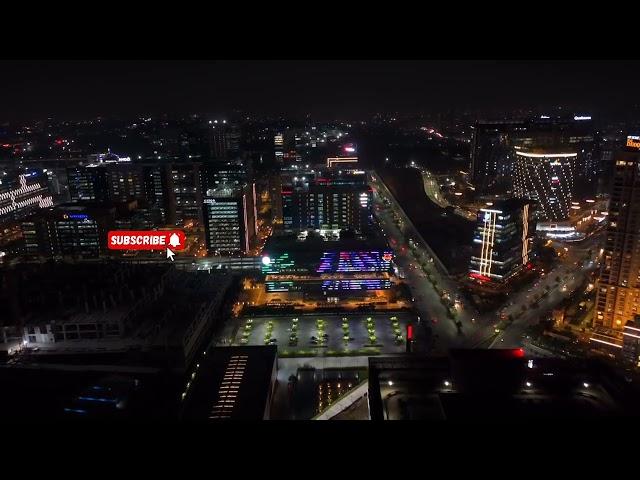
513, 149, 576, 221
468, 198, 536, 284
69, 163, 146, 204
274, 133, 284, 163
203, 183, 256, 255
21, 204, 115, 258
594, 138, 640, 330
0, 170, 53, 224
471, 116, 597, 195
282, 171, 372, 234
260, 234, 393, 296
471, 121, 523, 192
166, 163, 203, 226
209, 121, 240, 160
326, 156, 359, 168
105, 163, 146, 203
201, 161, 249, 191
143, 164, 169, 224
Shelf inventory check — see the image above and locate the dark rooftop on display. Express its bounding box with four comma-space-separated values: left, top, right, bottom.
181, 345, 277, 421
368, 350, 638, 421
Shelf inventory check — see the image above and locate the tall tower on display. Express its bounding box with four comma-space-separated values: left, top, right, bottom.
513, 149, 576, 221
468, 198, 536, 284
594, 136, 640, 330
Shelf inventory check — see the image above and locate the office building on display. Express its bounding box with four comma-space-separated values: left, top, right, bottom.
203, 183, 257, 255
260, 233, 393, 295
594, 138, 640, 330
468, 198, 536, 284
21, 204, 115, 258
67, 166, 110, 203
166, 163, 203, 226
0, 170, 54, 225
274, 133, 284, 163
209, 121, 241, 160
282, 171, 372, 234
471, 116, 597, 195
513, 149, 576, 221
201, 161, 250, 193
470, 121, 523, 192
142, 163, 169, 224
105, 163, 146, 203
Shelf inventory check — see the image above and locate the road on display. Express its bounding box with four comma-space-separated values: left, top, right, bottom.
489, 232, 603, 349
420, 169, 475, 221
370, 168, 604, 356
370, 171, 493, 352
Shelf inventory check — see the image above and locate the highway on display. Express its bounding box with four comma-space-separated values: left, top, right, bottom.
370, 168, 605, 356
370, 171, 493, 352
490, 233, 603, 349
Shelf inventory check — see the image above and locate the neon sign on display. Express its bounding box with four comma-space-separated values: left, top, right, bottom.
627, 136, 640, 150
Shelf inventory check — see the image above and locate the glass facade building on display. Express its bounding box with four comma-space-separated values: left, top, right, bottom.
469, 198, 536, 284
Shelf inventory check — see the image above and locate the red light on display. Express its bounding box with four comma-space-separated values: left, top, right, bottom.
407, 324, 414, 341
469, 272, 490, 282
513, 348, 525, 358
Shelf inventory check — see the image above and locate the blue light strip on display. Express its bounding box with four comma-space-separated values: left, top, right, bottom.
77, 396, 119, 404
64, 408, 88, 414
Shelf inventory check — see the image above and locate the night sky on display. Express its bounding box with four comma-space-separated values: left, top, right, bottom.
2, 60, 640, 121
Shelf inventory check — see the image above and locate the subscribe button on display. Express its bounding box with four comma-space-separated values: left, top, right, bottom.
107, 230, 186, 251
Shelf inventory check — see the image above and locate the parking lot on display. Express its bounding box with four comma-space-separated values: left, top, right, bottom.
233, 312, 414, 355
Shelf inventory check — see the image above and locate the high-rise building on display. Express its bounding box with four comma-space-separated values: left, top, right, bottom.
203, 183, 256, 255
274, 133, 284, 164
67, 166, 110, 203
143, 164, 169, 224
166, 163, 203, 226
201, 161, 249, 193
468, 198, 536, 284
21, 204, 115, 258
513, 149, 576, 221
471, 116, 597, 195
0, 170, 54, 225
209, 121, 240, 160
105, 163, 146, 203
282, 171, 372, 234
470, 121, 523, 192
594, 138, 640, 330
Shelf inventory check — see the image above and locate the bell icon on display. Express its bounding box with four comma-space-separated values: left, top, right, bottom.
169, 233, 181, 248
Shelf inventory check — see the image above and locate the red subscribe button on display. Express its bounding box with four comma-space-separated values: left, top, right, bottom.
107, 230, 186, 251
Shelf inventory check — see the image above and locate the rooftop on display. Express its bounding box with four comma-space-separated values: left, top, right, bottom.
181, 345, 277, 421
368, 350, 637, 420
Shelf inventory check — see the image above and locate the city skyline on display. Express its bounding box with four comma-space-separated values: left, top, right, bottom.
2, 59, 640, 423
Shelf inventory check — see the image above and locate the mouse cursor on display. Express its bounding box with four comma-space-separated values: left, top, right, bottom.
166, 248, 175, 261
